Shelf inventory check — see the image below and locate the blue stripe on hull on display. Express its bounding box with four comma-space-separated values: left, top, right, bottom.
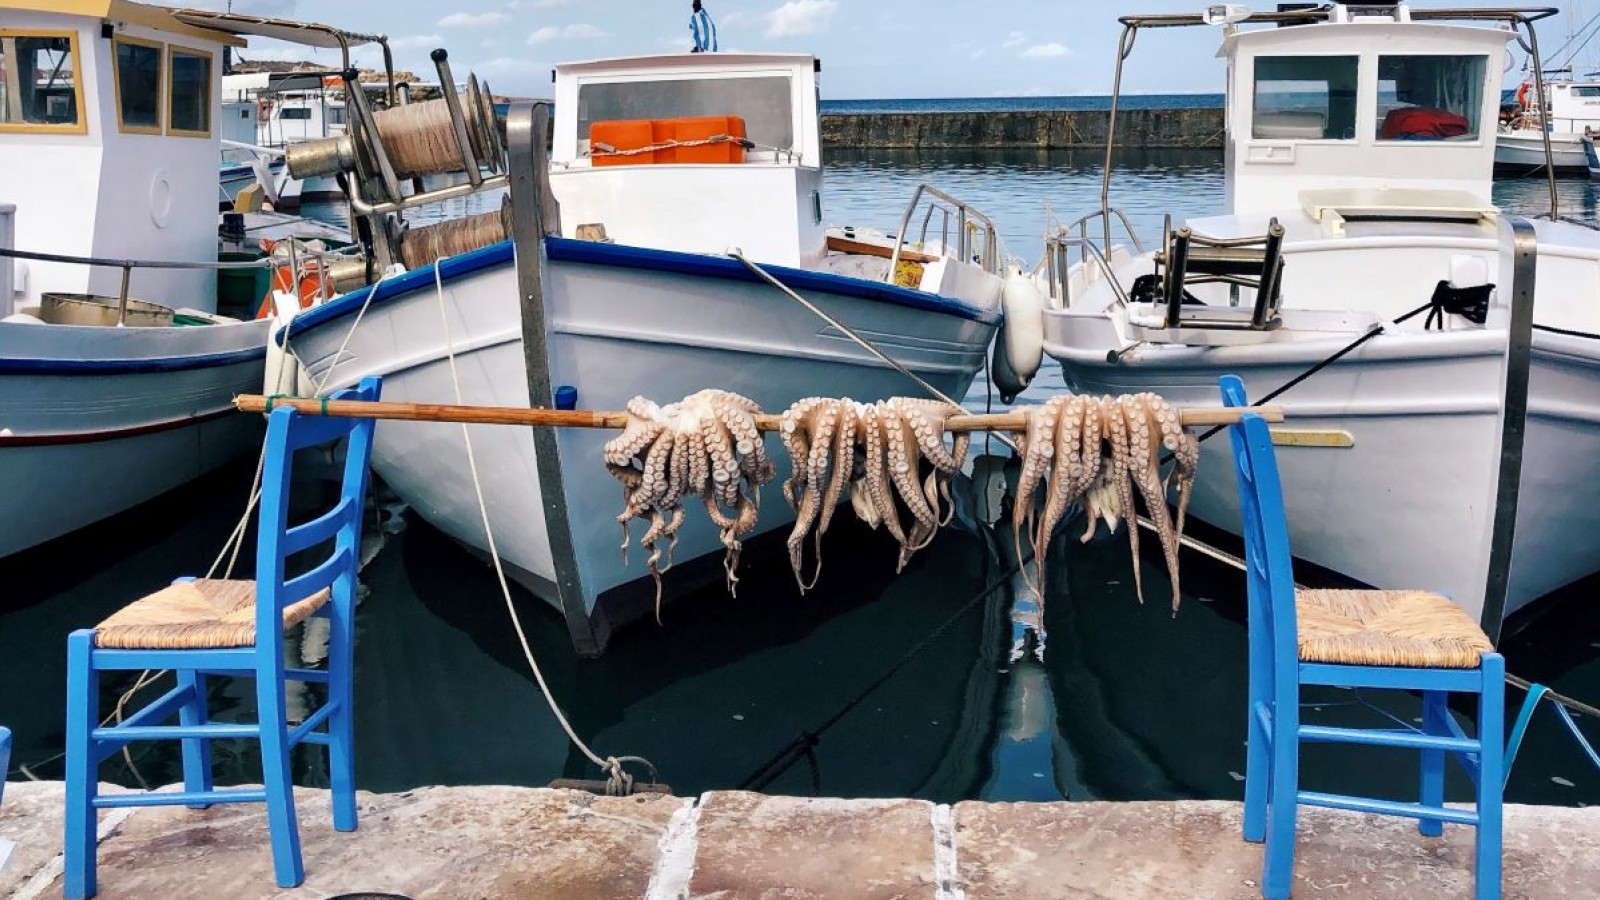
0, 345, 267, 376
282, 237, 1000, 345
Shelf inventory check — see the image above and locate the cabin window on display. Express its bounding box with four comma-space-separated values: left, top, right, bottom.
279, 107, 313, 120
327, 105, 346, 126
576, 75, 794, 154
1376, 55, 1486, 141
167, 46, 212, 137
1571, 86, 1600, 98
114, 37, 164, 134
1252, 55, 1358, 140
0, 30, 86, 133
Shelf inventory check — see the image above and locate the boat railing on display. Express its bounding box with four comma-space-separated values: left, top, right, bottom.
1036, 229, 1132, 311
1064, 207, 1147, 261
0, 242, 357, 326
886, 184, 1003, 281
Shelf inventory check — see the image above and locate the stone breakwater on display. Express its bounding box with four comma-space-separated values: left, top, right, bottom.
820, 107, 1226, 150
4, 781, 1598, 898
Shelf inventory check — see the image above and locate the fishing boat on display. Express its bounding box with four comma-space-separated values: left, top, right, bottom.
219, 69, 360, 208
1495, 76, 1600, 174
274, 50, 1018, 654
1028, 3, 1600, 634
0, 1, 359, 561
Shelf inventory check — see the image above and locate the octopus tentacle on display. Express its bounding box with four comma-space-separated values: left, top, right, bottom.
1102, 396, 1144, 604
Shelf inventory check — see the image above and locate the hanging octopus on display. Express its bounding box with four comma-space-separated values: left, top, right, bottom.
1006, 393, 1199, 615
779, 396, 968, 589
603, 389, 774, 621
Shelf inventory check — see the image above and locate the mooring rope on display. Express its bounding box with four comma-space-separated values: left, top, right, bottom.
738, 557, 1025, 792
430, 258, 656, 795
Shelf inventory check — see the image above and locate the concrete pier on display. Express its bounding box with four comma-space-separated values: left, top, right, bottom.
820, 108, 1226, 150
3, 781, 1597, 898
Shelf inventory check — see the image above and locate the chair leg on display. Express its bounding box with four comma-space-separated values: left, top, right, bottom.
1261, 690, 1299, 900
1419, 689, 1447, 837
1475, 655, 1505, 900
177, 670, 214, 809
326, 608, 357, 832
63, 631, 99, 900
1243, 699, 1271, 843
256, 673, 305, 888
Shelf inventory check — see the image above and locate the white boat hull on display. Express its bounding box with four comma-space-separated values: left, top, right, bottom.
0, 318, 271, 557
1494, 131, 1589, 171
286, 238, 998, 647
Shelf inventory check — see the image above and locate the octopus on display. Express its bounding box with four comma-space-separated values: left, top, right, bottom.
603, 389, 774, 621
1005, 392, 1200, 616
779, 396, 968, 589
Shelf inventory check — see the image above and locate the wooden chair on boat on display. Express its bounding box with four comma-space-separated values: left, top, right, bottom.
1220, 374, 1506, 900
62, 377, 382, 898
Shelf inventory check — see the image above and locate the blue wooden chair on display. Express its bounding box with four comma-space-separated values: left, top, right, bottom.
1221, 374, 1505, 900
63, 377, 381, 898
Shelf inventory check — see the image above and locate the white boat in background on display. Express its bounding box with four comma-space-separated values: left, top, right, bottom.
1495, 77, 1600, 173
1031, 3, 1600, 633
278, 51, 1015, 654
0, 2, 361, 560
1581, 132, 1600, 179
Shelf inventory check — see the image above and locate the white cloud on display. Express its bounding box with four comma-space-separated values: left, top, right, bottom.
1002, 31, 1026, 49
766, 0, 839, 38
720, 10, 756, 28
477, 56, 545, 75
969, 48, 986, 61
389, 34, 443, 51
527, 23, 609, 44
1021, 43, 1070, 59
509, 0, 569, 7
437, 11, 511, 28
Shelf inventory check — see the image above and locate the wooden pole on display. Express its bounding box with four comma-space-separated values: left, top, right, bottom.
234, 394, 1286, 432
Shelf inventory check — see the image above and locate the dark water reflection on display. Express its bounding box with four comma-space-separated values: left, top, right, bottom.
3, 150, 1597, 810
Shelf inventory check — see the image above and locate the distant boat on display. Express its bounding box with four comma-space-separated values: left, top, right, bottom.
281, 51, 1018, 653
1494, 78, 1600, 173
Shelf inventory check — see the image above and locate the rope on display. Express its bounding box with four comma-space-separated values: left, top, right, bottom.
430, 258, 655, 796
371, 99, 490, 180
738, 558, 1024, 792
589, 134, 755, 158
728, 248, 1020, 453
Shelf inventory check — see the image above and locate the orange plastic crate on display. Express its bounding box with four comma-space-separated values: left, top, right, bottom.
660, 115, 747, 164
590, 119, 657, 166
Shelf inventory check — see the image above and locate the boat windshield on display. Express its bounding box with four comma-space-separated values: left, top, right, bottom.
1252, 55, 1358, 140
1375, 54, 1486, 141
576, 74, 794, 152
0, 32, 83, 131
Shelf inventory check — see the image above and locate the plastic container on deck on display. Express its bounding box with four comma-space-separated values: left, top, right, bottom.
591, 116, 747, 166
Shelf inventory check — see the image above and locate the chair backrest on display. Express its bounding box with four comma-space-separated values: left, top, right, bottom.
1220, 375, 1300, 679
255, 377, 382, 657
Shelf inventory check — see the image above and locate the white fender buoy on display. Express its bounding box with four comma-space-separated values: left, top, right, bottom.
263, 290, 302, 400
990, 267, 1046, 403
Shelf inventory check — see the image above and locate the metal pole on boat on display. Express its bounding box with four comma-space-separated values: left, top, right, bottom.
1481, 217, 1539, 643
1099, 24, 1137, 255
0, 204, 13, 320
506, 100, 600, 656
1521, 15, 1559, 219
115, 265, 132, 327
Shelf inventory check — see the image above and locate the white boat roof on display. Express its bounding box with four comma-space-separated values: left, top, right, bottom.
554, 53, 816, 77
1, 0, 246, 46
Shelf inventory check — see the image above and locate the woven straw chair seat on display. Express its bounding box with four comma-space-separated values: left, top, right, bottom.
94, 579, 331, 650
1296, 589, 1493, 669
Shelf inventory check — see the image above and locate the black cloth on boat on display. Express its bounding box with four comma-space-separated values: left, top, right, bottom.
1423, 279, 1493, 331
1131, 273, 1203, 306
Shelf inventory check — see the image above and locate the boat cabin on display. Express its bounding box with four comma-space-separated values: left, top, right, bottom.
0, 1, 242, 310
1223, 4, 1512, 218
221, 70, 348, 147
548, 53, 825, 267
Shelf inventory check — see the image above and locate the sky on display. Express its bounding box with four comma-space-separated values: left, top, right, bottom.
166, 1, 1581, 100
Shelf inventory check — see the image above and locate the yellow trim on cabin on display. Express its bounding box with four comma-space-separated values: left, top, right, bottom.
0, 28, 89, 136
111, 33, 164, 135
164, 43, 212, 139
0, 1, 247, 48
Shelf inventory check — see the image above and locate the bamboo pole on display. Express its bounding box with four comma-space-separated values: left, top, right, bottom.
234, 395, 1286, 431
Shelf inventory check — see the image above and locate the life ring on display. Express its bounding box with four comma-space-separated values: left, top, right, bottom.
988, 266, 1046, 403
1516, 82, 1533, 110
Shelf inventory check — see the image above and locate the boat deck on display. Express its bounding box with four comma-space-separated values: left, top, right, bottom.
3, 781, 1596, 898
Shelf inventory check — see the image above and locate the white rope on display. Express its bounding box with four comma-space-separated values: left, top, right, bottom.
430, 258, 650, 795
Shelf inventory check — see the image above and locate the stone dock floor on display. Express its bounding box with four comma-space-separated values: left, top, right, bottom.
2, 782, 1597, 898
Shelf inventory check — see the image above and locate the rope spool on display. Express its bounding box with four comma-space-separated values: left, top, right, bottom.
285, 83, 500, 181
398, 201, 512, 270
